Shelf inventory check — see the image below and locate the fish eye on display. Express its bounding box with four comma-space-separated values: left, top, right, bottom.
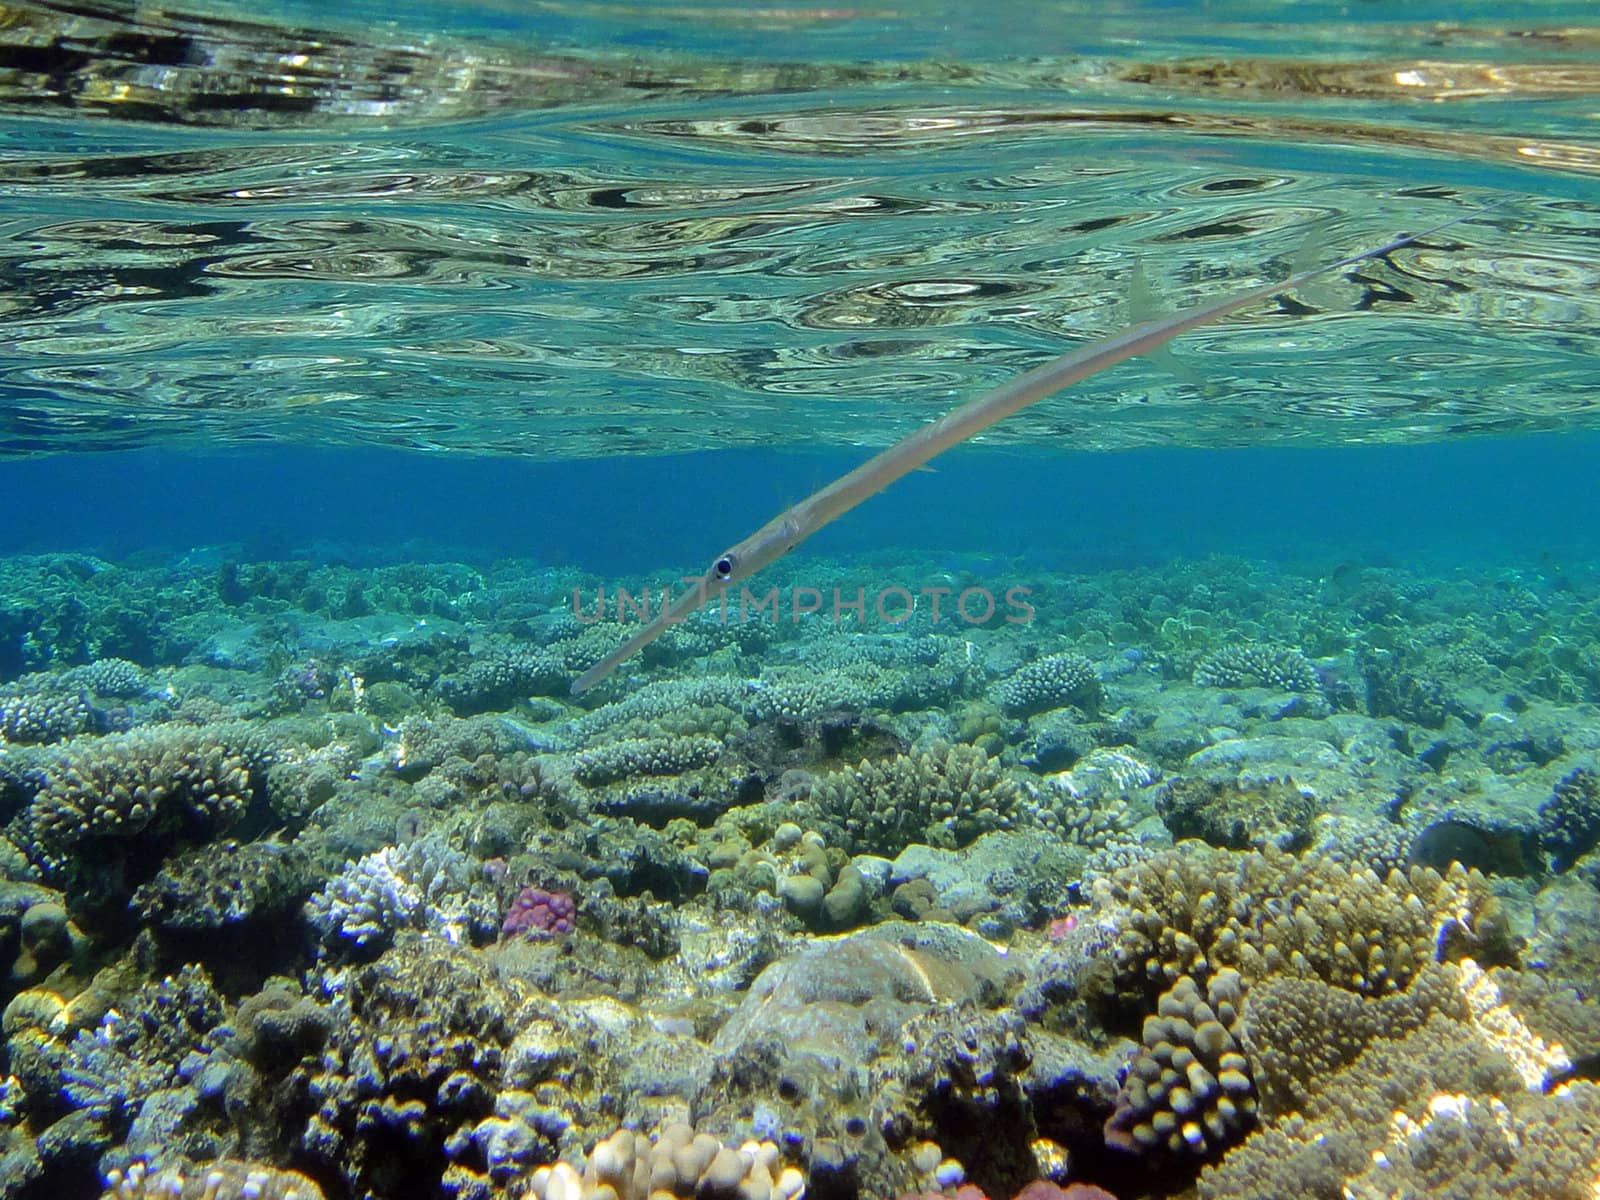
713, 555, 736, 579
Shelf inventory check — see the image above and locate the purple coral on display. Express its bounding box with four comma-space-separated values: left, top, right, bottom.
501, 886, 576, 939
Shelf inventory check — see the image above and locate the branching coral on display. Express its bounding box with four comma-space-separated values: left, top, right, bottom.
1087, 844, 1512, 1169
808, 745, 1024, 855
1103, 969, 1255, 1159
61, 966, 226, 1127
13, 726, 255, 879
0, 679, 102, 745
1193, 644, 1318, 693
1197, 961, 1600, 1200
304, 833, 496, 956
992, 654, 1103, 718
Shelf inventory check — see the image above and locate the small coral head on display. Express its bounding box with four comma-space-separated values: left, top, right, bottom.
501, 885, 577, 939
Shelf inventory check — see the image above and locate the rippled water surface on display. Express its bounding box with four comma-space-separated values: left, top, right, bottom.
1, 0, 1596, 459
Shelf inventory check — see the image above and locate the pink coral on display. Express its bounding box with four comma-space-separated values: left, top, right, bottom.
501, 886, 576, 938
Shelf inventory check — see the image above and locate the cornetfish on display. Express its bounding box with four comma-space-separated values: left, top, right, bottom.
573, 206, 1489, 695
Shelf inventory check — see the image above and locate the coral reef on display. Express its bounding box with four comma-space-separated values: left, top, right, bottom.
1080, 843, 1513, 1173
805, 745, 1026, 856
525, 1124, 804, 1200
572, 735, 725, 786
992, 654, 1104, 718
1198, 960, 1600, 1200
9, 726, 258, 908
102, 1158, 326, 1200
304, 833, 497, 956
6, 541, 1600, 1200
1540, 765, 1600, 872
1192, 644, 1318, 693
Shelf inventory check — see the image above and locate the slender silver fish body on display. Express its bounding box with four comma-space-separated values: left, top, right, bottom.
572, 207, 1492, 695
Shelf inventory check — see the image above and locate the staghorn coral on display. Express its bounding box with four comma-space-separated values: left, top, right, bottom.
102, 1158, 325, 1200
992, 654, 1103, 718
808, 744, 1025, 856
1193, 643, 1318, 693
526, 1123, 804, 1200
12, 725, 255, 881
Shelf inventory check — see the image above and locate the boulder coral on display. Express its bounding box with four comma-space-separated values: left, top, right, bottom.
527, 1123, 804, 1200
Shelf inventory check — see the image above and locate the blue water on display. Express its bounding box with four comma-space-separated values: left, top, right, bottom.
4, 436, 1600, 578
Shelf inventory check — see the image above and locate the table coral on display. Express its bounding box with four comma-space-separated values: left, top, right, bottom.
572, 735, 724, 786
